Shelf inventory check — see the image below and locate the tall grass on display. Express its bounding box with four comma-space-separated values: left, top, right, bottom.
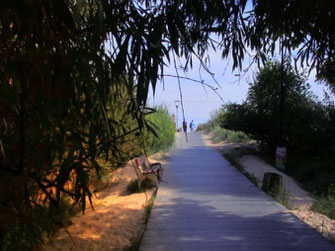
311, 184, 335, 220
1, 107, 175, 250
143, 106, 175, 154
198, 110, 250, 143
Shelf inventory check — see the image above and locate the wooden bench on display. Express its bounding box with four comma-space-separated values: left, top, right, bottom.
133, 155, 163, 189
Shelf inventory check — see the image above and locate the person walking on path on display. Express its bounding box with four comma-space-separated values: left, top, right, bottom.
189, 120, 195, 132
140, 132, 335, 251
182, 120, 187, 133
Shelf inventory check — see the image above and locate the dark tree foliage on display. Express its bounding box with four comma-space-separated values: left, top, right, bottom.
0, 1, 247, 246
222, 61, 334, 157
0, 0, 248, 225
317, 59, 335, 94
1, 0, 335, 247
247, 0, 335, 74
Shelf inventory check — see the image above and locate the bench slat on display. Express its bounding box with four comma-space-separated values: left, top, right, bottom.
133, 155, 162, 189
135, 155, 149, 167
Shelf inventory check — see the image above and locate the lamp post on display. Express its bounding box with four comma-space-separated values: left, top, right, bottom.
276, 35, 287, 170
174, 100, 180, 130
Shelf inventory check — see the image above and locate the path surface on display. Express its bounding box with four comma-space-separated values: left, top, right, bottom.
140, 132, 334, 251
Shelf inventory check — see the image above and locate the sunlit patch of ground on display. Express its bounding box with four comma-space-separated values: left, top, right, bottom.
42, 155, 167, 251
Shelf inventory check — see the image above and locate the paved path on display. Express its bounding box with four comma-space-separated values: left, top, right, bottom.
140, 132, 334, 250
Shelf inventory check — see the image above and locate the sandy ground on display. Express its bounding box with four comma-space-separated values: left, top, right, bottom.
42, 155, 166, 251
202, 132, 335, 243
239, 154, 316, 210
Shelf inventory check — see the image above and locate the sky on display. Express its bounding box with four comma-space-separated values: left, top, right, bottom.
148, 49, 329, 127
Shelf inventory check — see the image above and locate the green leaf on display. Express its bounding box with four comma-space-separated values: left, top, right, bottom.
167, 17, 179, 56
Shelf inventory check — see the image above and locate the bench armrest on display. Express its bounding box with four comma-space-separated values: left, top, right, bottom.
149, 162, 162, 170
141, 169, 156, 174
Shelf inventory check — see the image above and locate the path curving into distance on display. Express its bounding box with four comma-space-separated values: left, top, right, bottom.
140, 132, 334, 251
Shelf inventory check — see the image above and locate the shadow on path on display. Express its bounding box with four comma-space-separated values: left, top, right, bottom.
140, 133, 334, 251
145, 197, 329, 250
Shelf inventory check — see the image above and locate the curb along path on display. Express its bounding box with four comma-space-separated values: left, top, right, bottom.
140, 132, 334, 250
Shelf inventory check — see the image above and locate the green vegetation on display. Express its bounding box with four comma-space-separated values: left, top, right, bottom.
219, 60, 335, 218
224, 150, 291, 208
222, 61, 320, 155
271, 186, 290, 209
311, 184, 335, 220
0, 100, 174, 249
126, 193, 157, 251
198, 110, 250, 143
144, 195, 156, 224
2, 1, 335, 249
0, 75, 174, 249
312, 195, 335, 220
143, 106, 176, 155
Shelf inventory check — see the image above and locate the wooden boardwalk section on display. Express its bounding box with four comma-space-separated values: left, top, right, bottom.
140, 132, 334, 251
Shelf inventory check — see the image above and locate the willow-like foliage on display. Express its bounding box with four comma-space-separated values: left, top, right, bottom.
1, 0, 335, 247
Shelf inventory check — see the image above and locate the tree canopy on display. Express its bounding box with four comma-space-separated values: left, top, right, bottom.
222, 61, 318, 151
1, 0, 335, 247
1, 0, 335, 112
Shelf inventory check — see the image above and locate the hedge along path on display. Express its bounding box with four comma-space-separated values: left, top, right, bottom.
140, 132, 334, 250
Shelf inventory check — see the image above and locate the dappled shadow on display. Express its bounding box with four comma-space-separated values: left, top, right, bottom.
142, 197, 334, 250
42, 164, 154, 251
162, 146, 268, 199
140, 132, 335, 250
43, 203, 145, 251
93, 180, 123, 200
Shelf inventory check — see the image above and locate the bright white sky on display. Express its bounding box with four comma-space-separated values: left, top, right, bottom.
148, 49, 328, 127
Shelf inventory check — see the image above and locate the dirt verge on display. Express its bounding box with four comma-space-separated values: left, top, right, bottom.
42, 154, 167, 251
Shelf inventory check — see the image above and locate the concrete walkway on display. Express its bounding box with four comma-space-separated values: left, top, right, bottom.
140, 132, 334, 250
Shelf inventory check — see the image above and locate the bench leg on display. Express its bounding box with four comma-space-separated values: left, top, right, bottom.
137, 178, 143, 190
150, 163, 163, 182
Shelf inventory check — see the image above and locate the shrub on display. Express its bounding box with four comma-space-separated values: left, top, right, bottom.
287, 156, 335, 195
312, 185, 335, 220
211, 125, 229, 142
221, 60, 335, 212
143, 106, 175, 154
196, 123, 208, 132
200, 109, 249, 143
222, 60, 319, 154
207, 110, 226, 131
227, 131, 250, 143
